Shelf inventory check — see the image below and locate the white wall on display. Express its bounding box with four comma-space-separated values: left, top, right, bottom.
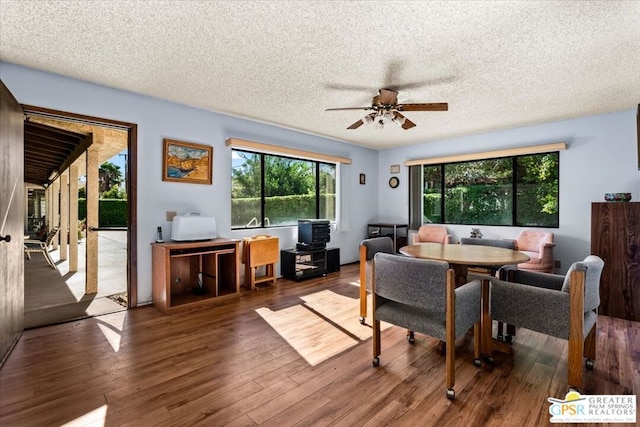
1, 62, 379, 305
3, 61, 638, 301
379, 110, 640, 273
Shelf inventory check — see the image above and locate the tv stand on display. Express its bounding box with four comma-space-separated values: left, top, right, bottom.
281, 247, 339, 281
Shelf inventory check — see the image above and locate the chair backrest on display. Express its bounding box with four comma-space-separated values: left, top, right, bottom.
44, 226, 60, 245
460, 237, 516, 250
415, 225, 449, 244
373, 252, 448, 312
361, 236, 394, 260
561, 255, 604, 312
516, 230, 553, 253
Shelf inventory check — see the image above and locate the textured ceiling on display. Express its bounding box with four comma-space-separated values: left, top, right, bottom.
1, 1, 639, 149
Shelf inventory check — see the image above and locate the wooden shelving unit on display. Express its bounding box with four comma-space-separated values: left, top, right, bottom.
152, 238, 241, 314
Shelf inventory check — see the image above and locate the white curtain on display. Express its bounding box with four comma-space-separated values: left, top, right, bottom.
337, 162, 350, 232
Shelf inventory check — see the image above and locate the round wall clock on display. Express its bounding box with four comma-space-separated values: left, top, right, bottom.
389, 177, 399, 188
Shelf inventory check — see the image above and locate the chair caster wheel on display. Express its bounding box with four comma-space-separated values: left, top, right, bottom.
372, 357, 380, 367
505, 335, 513, 344
446, 388, 455, 400
483, 356, 494, 365
586, 359, 594, 370
359, 317, 365, 325
407, 331, 415, 344
474, 358, 482, 367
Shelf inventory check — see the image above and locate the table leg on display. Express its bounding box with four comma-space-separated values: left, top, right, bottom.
451, 263, 468, 287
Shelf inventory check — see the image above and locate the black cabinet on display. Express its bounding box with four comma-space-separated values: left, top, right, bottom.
281, 247, 340, 281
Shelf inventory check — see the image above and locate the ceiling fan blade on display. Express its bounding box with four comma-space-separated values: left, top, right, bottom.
377, 89, 398, 105
326, 107, 372, 111
393, 111, 416, 130
397, 103, 448, 112
347, 119, 364, 129
401, 117, 416, 130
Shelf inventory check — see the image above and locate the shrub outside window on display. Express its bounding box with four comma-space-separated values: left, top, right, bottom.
232, 150, 336, 229
418, 152, 559, 227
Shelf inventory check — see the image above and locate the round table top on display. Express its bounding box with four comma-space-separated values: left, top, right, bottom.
399, 242, 530, 266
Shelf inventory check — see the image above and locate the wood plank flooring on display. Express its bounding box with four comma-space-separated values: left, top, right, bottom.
1, 263, 638, 427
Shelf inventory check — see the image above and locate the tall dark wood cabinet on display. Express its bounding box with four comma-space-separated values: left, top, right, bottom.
591, 202, 640, 321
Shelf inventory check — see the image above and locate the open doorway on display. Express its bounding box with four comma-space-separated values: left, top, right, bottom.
21, 106, 137, 328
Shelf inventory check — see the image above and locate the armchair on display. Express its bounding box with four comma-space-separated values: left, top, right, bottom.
412, 225, 450, 244
490, 255, 604, 390
359, 236, 394, 324
372, 252, 482, 400
515, 230, 555, 273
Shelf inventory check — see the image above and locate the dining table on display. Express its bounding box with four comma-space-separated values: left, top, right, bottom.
399, 242, 530, 357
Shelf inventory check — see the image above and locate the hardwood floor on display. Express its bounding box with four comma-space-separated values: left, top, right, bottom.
1, 263, 638, 427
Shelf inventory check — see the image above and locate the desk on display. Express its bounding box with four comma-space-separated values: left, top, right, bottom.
399, 243, 529, 356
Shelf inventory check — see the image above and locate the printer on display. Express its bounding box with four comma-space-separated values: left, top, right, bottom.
170, 213, 217, 241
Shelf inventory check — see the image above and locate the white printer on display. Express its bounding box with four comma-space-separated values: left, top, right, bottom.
170, 213, 217, 241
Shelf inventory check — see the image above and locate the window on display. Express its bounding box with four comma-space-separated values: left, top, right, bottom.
231, 149, 337, 229
413, 152, 559, 227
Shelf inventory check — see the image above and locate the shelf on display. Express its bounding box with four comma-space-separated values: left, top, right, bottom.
152, 238, 241, 314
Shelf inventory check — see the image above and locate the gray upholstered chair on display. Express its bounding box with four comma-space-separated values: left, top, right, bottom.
460, 237, 517, 275
359, 236, 394, 324
372, 252, 482, 400
490, 255, 604, 390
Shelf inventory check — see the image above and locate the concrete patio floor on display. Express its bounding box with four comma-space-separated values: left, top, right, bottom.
24, 230, 128, 328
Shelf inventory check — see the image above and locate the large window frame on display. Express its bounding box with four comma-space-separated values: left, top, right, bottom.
231, 149, 337, 229
411, 151, 559, 228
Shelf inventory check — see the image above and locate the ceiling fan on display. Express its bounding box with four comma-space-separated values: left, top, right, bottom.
326, 88, 448, 130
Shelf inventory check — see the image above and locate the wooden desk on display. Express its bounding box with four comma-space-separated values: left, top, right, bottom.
399, 243, 529, 357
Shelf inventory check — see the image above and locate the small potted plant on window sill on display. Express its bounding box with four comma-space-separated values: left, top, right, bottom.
470, 228, 483, 238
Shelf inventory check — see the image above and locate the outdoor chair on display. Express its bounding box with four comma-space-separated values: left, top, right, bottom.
24, 226, 60, 268
372, 252, 482, 400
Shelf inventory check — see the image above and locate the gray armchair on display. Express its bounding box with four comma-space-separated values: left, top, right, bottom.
490, 255, 604, 390
372, 252, 482, 400
359, 236, 394, 324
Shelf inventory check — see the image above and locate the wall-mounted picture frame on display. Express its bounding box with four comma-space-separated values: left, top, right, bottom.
390, 164, 401, 174
359, 173, 366, 185
162, 138, 213, 185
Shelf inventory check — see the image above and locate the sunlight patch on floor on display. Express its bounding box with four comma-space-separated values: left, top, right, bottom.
61, 404, 107, 426
95, 311, 126, 352
256, 289, 388, 365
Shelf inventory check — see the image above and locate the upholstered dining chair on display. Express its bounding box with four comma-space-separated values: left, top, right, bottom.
515, 229, 555, 273
460, 237, 518, 276
412, 224, 450, 244
24, 226, 60, 268
490, 255, 604, 390
372, 252, 482, 400
359, 236, 394, 324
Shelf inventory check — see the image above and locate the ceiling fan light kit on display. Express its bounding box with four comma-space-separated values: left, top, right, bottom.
327, 88, 448, 130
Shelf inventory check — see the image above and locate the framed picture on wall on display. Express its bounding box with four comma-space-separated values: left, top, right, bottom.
162, 138, 213, 185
